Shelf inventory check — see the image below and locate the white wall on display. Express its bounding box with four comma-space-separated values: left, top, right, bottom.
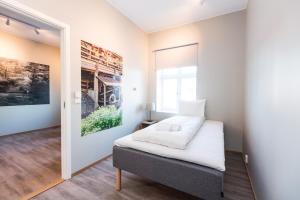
149, 11, 246, 152
245, 0, 300, 199
14, 0, 149, 172
0, 30, 61, 136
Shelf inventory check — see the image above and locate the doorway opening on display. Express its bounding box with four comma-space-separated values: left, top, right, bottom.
0, 0, 71, 199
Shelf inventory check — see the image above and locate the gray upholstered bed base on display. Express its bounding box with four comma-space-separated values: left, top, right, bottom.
113, 146, 224, 200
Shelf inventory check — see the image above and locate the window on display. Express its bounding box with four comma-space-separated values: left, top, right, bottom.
156, 66, 197, 113
154, 44, 198, 113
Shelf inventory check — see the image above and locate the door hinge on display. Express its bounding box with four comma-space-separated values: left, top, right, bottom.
64, 101, 66, 109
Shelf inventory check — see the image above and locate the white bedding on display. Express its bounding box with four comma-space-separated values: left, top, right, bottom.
132, 116, 205, 150
115, 120, 225, 171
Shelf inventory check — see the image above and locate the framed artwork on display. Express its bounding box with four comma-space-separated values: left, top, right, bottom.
0, 58, 50, 106
81, 40, 123, 136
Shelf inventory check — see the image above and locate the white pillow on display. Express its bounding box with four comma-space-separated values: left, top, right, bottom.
178, 99, 206, 117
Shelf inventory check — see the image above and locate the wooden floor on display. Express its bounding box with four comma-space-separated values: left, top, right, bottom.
0, 127, 61, 200
34, 152, 255, 200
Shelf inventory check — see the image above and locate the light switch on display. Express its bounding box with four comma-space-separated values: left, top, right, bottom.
74, 91, 81, 104
75, 91, 81, 98
75, 99, 81, 104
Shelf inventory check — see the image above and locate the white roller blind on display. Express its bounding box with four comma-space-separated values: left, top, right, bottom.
154, 44, 198, 113
155, 44, 198, 69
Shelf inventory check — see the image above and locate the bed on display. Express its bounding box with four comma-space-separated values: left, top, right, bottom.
113, 120, 225, 200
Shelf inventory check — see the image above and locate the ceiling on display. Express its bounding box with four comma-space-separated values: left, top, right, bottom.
106, 0, 248, 33
0, 7, 60, 47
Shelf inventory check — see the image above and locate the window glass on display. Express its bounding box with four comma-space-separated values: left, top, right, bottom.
162, 79, 177, 112
181, 78, 196, 101
156, 66, 197, 113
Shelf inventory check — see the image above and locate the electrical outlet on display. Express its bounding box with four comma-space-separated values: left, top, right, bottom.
245, 154, 249, 164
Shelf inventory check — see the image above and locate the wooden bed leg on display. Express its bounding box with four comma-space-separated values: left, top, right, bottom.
115, 168, 121, 191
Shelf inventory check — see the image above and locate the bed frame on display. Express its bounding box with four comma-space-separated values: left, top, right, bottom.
113, 146, 224, 200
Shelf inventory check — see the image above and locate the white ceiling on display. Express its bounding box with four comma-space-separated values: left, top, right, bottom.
106, 0, 248, 33
0, 7, 60, 47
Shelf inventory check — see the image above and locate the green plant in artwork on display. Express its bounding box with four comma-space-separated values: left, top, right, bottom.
81, 105, 122, 136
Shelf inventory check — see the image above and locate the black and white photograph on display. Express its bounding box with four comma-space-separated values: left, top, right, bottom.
0, 57, 50, 106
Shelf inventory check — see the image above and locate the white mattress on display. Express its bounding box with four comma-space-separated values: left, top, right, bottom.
114, 120, 225, 171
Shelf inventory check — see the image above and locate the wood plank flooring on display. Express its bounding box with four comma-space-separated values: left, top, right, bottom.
0, 127, 61, 200
34, 151, 254, 200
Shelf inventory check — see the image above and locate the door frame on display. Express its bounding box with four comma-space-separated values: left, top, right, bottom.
0, 0, 72, 179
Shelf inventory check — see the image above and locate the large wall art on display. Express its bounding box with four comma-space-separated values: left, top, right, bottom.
81, 40, 123, 136
0, 58, 50, 106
